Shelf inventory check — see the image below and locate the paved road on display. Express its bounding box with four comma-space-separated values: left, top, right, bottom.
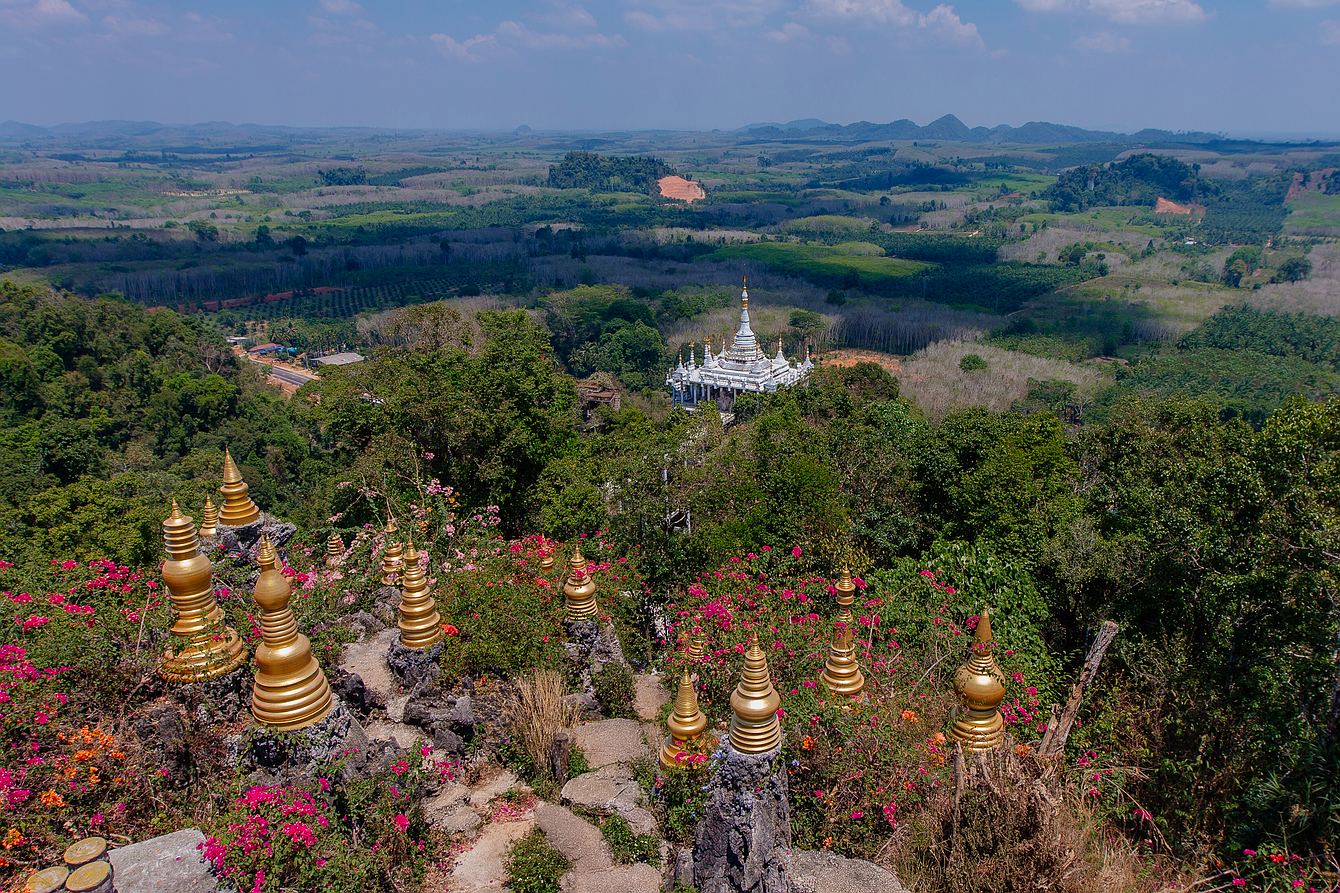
266, 365, 318, 387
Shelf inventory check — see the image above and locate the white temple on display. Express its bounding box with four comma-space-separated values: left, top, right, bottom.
667, 279, 812, 411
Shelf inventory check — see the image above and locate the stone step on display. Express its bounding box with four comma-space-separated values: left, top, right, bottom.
449, 815, 535, 893
560, 862, 661, 893
571, 718, 649, 768
633, 674, 668, 722
787, 849, 910, 893
535, 803, 613, 872
338, 628, 400, 706
560, 764, 657, 835
108, 828, 218, 893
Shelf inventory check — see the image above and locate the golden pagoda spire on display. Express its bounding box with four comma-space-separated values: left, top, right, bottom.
159, 500, 247, 682
325, 532, 344, 568
948, 607, 1007, 752
562, 544, 598, 622
834, 567, 856, 626
398, 540, 443, 650
821, 622, 865, 699
250, 537, 334, 730
686, 630, 706, 665
218, 449, 262, 527
380, 518, 404, 585
539, 539, 555, 577
728, 631, 781, 754
199, 496, 219, 539
660, 667, 709, 769
741, 274, 749, 310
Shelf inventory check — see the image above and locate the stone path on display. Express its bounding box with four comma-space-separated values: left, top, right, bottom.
109, 828, 218, 893
338, 627, 420, 747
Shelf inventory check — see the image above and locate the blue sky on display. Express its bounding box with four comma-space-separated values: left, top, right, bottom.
1, 0, 1337, 135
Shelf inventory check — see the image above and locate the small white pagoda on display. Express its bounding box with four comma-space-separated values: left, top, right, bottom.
667, 279, 812, 411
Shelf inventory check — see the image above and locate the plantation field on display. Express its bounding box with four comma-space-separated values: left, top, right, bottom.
708, 240, 931, 286
1284, 192, 1340, 235
1017, 206, 1170, 237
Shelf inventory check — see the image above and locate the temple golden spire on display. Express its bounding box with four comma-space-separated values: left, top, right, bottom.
728, 631, 781, 754
686, 630, 706, 665
834, 567, 856, 626
398, 540, 443, 650
948, 607, 1007, 753
562, 544, 598, 622
159, 501, 247, 682
380, 518, 404, 585
821, 623, 865, 699
325, 532, 344, 568
199, 496, 219, 539
250, 536, 334, 731
218, 449, 262, 527
660, 668, 709, 769
538, 539, 555, 577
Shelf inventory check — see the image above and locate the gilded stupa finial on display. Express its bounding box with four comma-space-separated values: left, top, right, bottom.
686, 629, 705, 665
660, 667, 709, 769
539, 537, 555, 576
200, 496, 219, 539
159, 502, 246, 682
325, 532, 344, 568
821, 621, 865, 699
380, 518, 404, 585
398, 540, 443, 650
834, 567, 856, 627
948, 607, 1007, 752
218, 449, 262, 527
741, 275, 749, 310
562, 543, 598, 622
251, 535, 334, 730
728, 631, 781, 754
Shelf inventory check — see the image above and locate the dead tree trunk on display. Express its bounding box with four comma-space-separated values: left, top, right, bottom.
1040, 620, 1119, 758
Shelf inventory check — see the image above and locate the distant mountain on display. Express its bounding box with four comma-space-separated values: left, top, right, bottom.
737, 115, 1225, 145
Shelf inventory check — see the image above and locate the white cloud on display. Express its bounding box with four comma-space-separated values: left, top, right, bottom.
101, 13, 165, 35
622, 0, 781, 31
766, 20, 811, 40
1015, 0, 1206, 22
318, 0, 362, 14
1322, 18, 1340, 41
1074, 29, 1131, 49
807, 0, 983, 44
0, 0, 88, 28
496, 19, 625, 48
1090, 0, 1205, 23
1269, 0, 1338, 7
430, 31, 498, 61
535, 4, 599, 29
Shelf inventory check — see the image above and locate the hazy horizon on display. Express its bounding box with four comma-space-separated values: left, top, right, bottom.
2, 0, 1339, 136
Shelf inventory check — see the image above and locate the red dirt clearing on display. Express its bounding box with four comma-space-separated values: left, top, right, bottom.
659, 175, 705, 203
820, 349, 904, 375
1154, 197, 1203, 216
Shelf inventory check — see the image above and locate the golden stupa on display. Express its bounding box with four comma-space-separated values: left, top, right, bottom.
250, 537, 334, 731
686, 630, 706, 665
728, 632, 782, 754
380, 519, 404, 585
218, 449, 262, 527
538, 540, 555, 577
199, 496, 219, 539
822, 567, 865, 698
398, 540, 443, 650
948, 607, 1007, 753
159, 501, 247, 682
660, 668, 709, 769
325, 533, 344, 568
562, 545, 598, 622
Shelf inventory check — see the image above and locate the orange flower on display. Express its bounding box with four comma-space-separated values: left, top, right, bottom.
39, 790, 66, 808
1014, 744, 1033, 757
801, 735, 815, 751
900, 709, 920, 724
3, 828, 25, 849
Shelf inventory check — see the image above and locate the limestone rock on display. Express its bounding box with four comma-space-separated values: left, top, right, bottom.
108, 828, 218, 893
572, 718, 648, 768
217, 517, 296, 565
535, 802, 613, 872
787, 850, 909, 893
431, 804, 483, 835
467, 769, 523, 808
371, 587, 399, 625
338, 628, 399, 708
621, 805, 658, 836
693, 745, 791, 893
330, 669, 375, 715
245, 703, 369, 777
387, 639, 443, 688
561, 764, 644, 815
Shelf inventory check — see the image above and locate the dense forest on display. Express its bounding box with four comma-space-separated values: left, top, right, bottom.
547, 151, 675, 193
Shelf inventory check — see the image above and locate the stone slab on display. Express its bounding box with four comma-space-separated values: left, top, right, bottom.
633, 674, 669, 722
338, 629, 400, 706
450, 817, 535, 893
431, 804, 483, 835
571, 718, 648, 768
560, 764, 644, 815
467, 769, 522, 808
108, 829, 218, 893
535, 802, 613, 872
365, 719, 421, 749
560, 863, 661, 893
788, 849, 910, 893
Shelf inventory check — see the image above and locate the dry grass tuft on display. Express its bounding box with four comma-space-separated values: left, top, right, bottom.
505, 669, 580, 775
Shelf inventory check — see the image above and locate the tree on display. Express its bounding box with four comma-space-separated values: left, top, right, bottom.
1274, 256, 1312, 283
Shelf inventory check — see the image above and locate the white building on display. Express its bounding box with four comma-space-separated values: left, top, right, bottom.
667, 281, 811, 411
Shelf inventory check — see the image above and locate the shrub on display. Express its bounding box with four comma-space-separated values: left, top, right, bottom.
591, 661, 635, 719
960, 353, 989, 372
597, 812, 661, 865
505, 670, 580, 782
505, 829, 570, 893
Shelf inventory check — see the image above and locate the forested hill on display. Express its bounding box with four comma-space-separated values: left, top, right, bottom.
547, 151, 674, 193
